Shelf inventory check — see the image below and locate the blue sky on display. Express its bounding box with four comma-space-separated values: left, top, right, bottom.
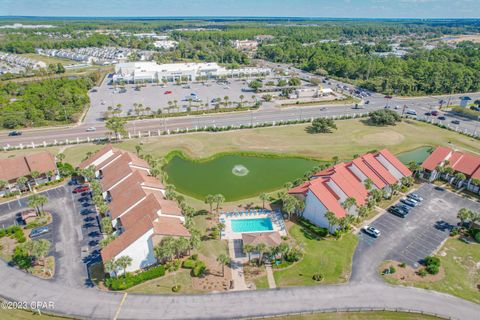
0, 0, 478, 18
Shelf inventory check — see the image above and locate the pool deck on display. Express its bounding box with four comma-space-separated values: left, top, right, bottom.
220, 210, 287, 241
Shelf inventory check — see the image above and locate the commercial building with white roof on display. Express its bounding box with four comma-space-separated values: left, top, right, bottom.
112, 61, 271, 83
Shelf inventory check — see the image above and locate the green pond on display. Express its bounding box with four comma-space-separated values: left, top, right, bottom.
164, 154, 319, 201
396, 146, 432, 165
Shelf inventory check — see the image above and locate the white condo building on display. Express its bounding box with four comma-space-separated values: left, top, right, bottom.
112, 61, 271, 83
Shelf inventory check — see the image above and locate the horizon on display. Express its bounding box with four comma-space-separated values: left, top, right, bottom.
1, 0, 479, 19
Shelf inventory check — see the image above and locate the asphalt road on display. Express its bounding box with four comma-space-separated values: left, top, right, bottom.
1, 63, 479, 147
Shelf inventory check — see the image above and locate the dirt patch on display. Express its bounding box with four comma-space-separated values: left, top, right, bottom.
243, 262, 267, 288
191, 254, 231, 292
0, 237, 17, 261
30, 256, 55, 279
381, 261, 445, 283
356, 131, 405, 146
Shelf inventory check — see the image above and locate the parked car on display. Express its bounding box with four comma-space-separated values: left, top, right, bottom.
406, 109, 417, 115
400, 198, 418, 207
8, 131, 22, 136
431, 110, 439, 116
30, 226, 50, 238
86, 127, 96, 132
451, 120, 460, 125
365, 100, 370, 104
384, 95, 392, 99
407, 193, 423, 202
388, 206, 408, 218
363, 225, 381, 237
397, 204, 411, 213
73, 186, 90, 193
164, 90, 172, 94
424, 112, 432, 116
438, 116, 446, 120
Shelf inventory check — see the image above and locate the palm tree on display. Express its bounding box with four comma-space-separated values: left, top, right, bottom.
32, 239, 51, 273
100, 217, 113, 235
155, 236, 176, 262
204, 194, 215, 213
239, 94, 245, 107
457, 208, 471, 227
216, 253, 231, 277
255, 243, 267, 266
16, 176, 28, 192
259, 193, 271, 209
28, 172, 38, 187
454, 172, 467, 183
363, 178, 373, 191
0, 179, 7, 192
135, 144, 142, 156
175, 237, 190, 258
213, 194, 225, 214
358, 205, 369, 217
243, 244, 254, 262
56, 153, 65, 163
116, 256, 132, 278
188, 229, 201, 254
342, 197, 357, 212
223, 96, 229, 107
28, 194, 48, 216
325, 211, 339, 234
277, 243, 290, 260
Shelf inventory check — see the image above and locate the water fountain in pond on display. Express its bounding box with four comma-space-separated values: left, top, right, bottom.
232, 164, 249, 176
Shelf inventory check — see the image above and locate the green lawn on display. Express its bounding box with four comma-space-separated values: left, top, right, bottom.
192, 215, 228, 259
273, 224, 358, 287
31, 118, 478, 168
126, 269, 202, 294
254, 274, 270, 289
383, 238, 480, 304
271, 311, 442, 320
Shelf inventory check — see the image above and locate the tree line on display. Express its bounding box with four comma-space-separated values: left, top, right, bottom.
0, 75, 96, 128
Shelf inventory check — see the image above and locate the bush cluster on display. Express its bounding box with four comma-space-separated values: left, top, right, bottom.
297, 217, 328, 237
0, 225, 26, 243
424, 256, 441, 275
106, 265, 165, 290
182, 256, 206, 277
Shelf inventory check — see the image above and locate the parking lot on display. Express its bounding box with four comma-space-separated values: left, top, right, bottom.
352, 183, 480, 282
0, 184, 101, 288
86, 76, 263, 123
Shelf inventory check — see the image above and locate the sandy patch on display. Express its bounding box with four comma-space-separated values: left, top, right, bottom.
355, 131, 405, 146
191, 253, 231, 292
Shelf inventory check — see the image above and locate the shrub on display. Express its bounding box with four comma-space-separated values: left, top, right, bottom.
475, 230, 480, 243
191, 261, 206, 277
297, 218, 328, 237
191, 254, 198, 261
11, 246, 32, 269
312, 273, 324, 282
389, 266, 396, 274
172, 285, 181, 292
417, 269, 428, 277
182, 259, 196, 269
399, 262, 406, 268
426, 264, 440, 275
368, 109, 401, 126
106, 265, 165, 290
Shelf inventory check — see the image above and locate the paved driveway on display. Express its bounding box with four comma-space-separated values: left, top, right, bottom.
352, 184, 480, 283
0, 185, 97, 288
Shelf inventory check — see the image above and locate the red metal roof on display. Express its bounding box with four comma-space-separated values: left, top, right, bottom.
451, 153, 480, 176
309, 178, 347, 218
362, 154, 397, 185
421, 146, 452, 171
378, 149, 412, 177
351, 158, 386, 189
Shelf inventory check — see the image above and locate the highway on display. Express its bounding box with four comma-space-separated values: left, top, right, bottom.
1, 64, 479, 148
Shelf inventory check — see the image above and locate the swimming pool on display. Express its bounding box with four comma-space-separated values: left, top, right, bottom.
231, 218, 274, 233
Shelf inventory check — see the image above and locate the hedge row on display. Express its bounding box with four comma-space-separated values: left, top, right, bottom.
106, 265, 165, 291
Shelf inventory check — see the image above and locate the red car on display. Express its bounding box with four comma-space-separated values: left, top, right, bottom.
73, 186, 90, 193
431, 110, 439, 116
164, 90, 172, 94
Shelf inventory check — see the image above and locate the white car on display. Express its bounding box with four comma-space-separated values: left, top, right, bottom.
363, 225, 381, 237
406, 109, 417, 115
86, 127, 96, 132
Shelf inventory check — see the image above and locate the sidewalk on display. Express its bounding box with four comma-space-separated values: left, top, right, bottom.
228, 239, 248, 291
265, 263, 276, 289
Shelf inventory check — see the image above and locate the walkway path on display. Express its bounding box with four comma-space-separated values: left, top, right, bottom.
228, 239, 248, 291
265, 263, 277, 289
